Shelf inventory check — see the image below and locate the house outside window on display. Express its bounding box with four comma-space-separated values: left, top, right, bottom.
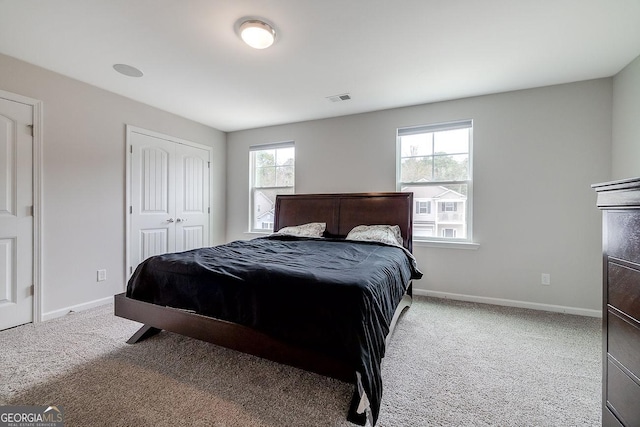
397, 120, 472, 242
249, 142, 295, 232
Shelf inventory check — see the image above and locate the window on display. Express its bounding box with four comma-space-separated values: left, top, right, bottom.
416, 201, 431, 214
397, 120, 472, 242
250, 142, 295, 232
442, 228, 457, 238
442, 202, 457, 212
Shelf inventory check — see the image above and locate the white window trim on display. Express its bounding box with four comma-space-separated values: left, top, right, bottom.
249, 141, 295, 233
396, 119, 477, 247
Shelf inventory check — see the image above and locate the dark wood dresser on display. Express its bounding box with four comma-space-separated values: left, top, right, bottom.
593, 178, 640, 427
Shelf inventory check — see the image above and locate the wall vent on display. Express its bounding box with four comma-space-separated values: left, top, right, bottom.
326, 93, 351, 102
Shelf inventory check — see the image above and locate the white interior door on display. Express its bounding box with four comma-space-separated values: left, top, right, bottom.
175, 143, 210, 251
0, 97, 33, 330
128, 127, 210, 275
130, 131, 176, 268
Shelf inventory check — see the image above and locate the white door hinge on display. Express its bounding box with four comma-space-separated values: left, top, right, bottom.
26, 124, 33, 136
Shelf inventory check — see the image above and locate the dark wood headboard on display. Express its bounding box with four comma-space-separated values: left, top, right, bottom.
273, 192, 414, 252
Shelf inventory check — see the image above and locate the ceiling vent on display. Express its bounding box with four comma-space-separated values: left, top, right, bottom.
326, 93, 351, 102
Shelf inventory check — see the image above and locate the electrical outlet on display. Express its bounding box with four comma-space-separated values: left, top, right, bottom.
541, 273, 551, 286
97, 269, 107, 282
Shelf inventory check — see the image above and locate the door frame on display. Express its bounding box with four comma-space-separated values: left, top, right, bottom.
125, 125, 213, 285
0, 89, 43, 324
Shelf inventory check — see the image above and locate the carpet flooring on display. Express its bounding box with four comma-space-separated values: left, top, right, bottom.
0, 296, 601, 426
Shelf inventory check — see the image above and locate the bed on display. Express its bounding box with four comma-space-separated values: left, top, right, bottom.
114, 192, 422, 425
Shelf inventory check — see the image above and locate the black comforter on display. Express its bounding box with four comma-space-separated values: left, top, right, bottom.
127, 235, 422, 425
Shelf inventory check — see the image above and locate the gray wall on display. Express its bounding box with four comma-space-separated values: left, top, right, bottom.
612, 54, 640, 180
227, 79, 612, 312
0, 53, 226, 317
1, 48, 621, 318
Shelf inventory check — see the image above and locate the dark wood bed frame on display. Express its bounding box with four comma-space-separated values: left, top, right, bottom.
114, 192, 414, 384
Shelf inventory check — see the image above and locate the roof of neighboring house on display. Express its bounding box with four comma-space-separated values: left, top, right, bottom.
255, 190, 274, 205
402, 185, 466, 200
256, 210, 274, 221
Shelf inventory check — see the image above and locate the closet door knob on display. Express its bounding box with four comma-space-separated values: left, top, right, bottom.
167, 218, 174, 223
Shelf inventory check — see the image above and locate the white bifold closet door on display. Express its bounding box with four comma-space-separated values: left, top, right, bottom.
129, 128, 210, 275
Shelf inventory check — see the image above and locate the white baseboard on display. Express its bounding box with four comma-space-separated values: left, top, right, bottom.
41, 296, 113, 322
413, 289, 602, 318
39, 290, 601, 321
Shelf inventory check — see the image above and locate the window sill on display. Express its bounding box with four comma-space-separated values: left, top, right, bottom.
245, 231, 272, 236
413, 240, 480, 250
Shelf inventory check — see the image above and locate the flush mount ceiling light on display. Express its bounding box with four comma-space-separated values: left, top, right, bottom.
113, 63, 144, 78
239, 19, 276, 49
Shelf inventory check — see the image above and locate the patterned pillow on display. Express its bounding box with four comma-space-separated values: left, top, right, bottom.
346, 225, 404, 247
276, 222, 326, 238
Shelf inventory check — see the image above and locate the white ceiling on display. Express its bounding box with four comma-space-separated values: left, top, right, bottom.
1, 0, 639, 132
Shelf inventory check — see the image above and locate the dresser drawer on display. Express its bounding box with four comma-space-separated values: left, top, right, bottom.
608, 309, 640, 376
607, 211, 640, 264
607, 359, 640, 426
608, 262, 640, 320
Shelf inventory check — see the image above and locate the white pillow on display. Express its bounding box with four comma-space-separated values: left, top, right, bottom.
346, 225, 404, 247
276, 222, 326, 238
